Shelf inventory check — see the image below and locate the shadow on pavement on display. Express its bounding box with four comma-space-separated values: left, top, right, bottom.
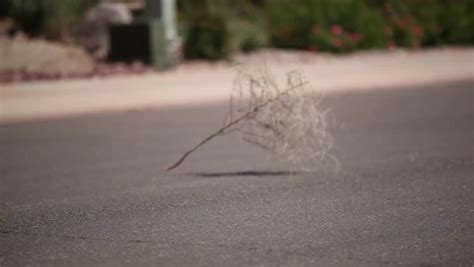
187, 170, 313, 178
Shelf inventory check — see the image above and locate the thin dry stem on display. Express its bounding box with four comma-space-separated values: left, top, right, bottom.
166, 64, 339, 172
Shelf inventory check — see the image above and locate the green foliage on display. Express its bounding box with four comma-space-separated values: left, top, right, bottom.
229, 17, 268, 53
180, 0, 230, 60
434, 0, 474, 44
3, 0, 97, 41
266, 0, 387, 52
183, 12, 231, 60
0, 1, 12, 17
370, 0, 474, 48
179, 0, 268, 60
7, 0, 469, 59
179, 0, 474, 59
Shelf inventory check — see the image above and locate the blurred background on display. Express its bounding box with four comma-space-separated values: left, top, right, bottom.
1, 0, 473, 82
1, 2, 474, 265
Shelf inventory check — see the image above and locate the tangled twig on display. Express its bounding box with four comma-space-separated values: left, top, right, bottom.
166, 65, 339, 171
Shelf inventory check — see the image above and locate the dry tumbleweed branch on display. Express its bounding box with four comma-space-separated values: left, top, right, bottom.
165, 65, 339, 171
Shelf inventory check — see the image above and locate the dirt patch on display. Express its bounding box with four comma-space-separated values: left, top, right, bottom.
0, 38, 95, 81
0, 37, 159, 83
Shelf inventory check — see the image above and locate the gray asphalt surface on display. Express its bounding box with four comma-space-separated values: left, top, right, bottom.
1, 81, 473, 266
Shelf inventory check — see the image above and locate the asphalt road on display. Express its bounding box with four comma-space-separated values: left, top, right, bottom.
1, 81, 473, 266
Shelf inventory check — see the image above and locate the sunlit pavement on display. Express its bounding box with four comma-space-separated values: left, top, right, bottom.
1, 48, 473, 124
1, 80, 473, 265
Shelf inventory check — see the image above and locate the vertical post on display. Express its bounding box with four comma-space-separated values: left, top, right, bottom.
145, 0, 178, 69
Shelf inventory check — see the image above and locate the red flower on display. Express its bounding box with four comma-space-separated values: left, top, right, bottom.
387, 41, 396, 49
350, 33, 364, 43
396, 18, 408, 29
412, 26, 423, 37
331, 25, 343, 35
331, 37, 343, 47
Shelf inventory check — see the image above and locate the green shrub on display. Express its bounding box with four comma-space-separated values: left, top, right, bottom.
266, 0, 387, 53
179, 0, 474, 58
378, 0, 440, 47
0, 1, 12, 17
267, 0, 473, 52
183, 12, 231, 60
438, 0, 474, 45
3, 0, 97, 41
229, 17, 268, 53
180, 0, 474, 58
373, 0, 474, 48
180, 0, 231, 60
4, 0, 473, 59
179, 0, 268, 60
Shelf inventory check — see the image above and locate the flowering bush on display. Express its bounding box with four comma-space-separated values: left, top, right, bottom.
178, 0, 474, 58
266, 0, 387, 53
377, 0, 474, 48
267, 0, 474, 52
3, 0, 473, 59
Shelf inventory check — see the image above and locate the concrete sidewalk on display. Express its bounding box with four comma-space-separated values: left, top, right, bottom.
1, 48, 473, 124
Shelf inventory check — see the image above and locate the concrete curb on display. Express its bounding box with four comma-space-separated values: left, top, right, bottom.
1, 48, 473, 124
